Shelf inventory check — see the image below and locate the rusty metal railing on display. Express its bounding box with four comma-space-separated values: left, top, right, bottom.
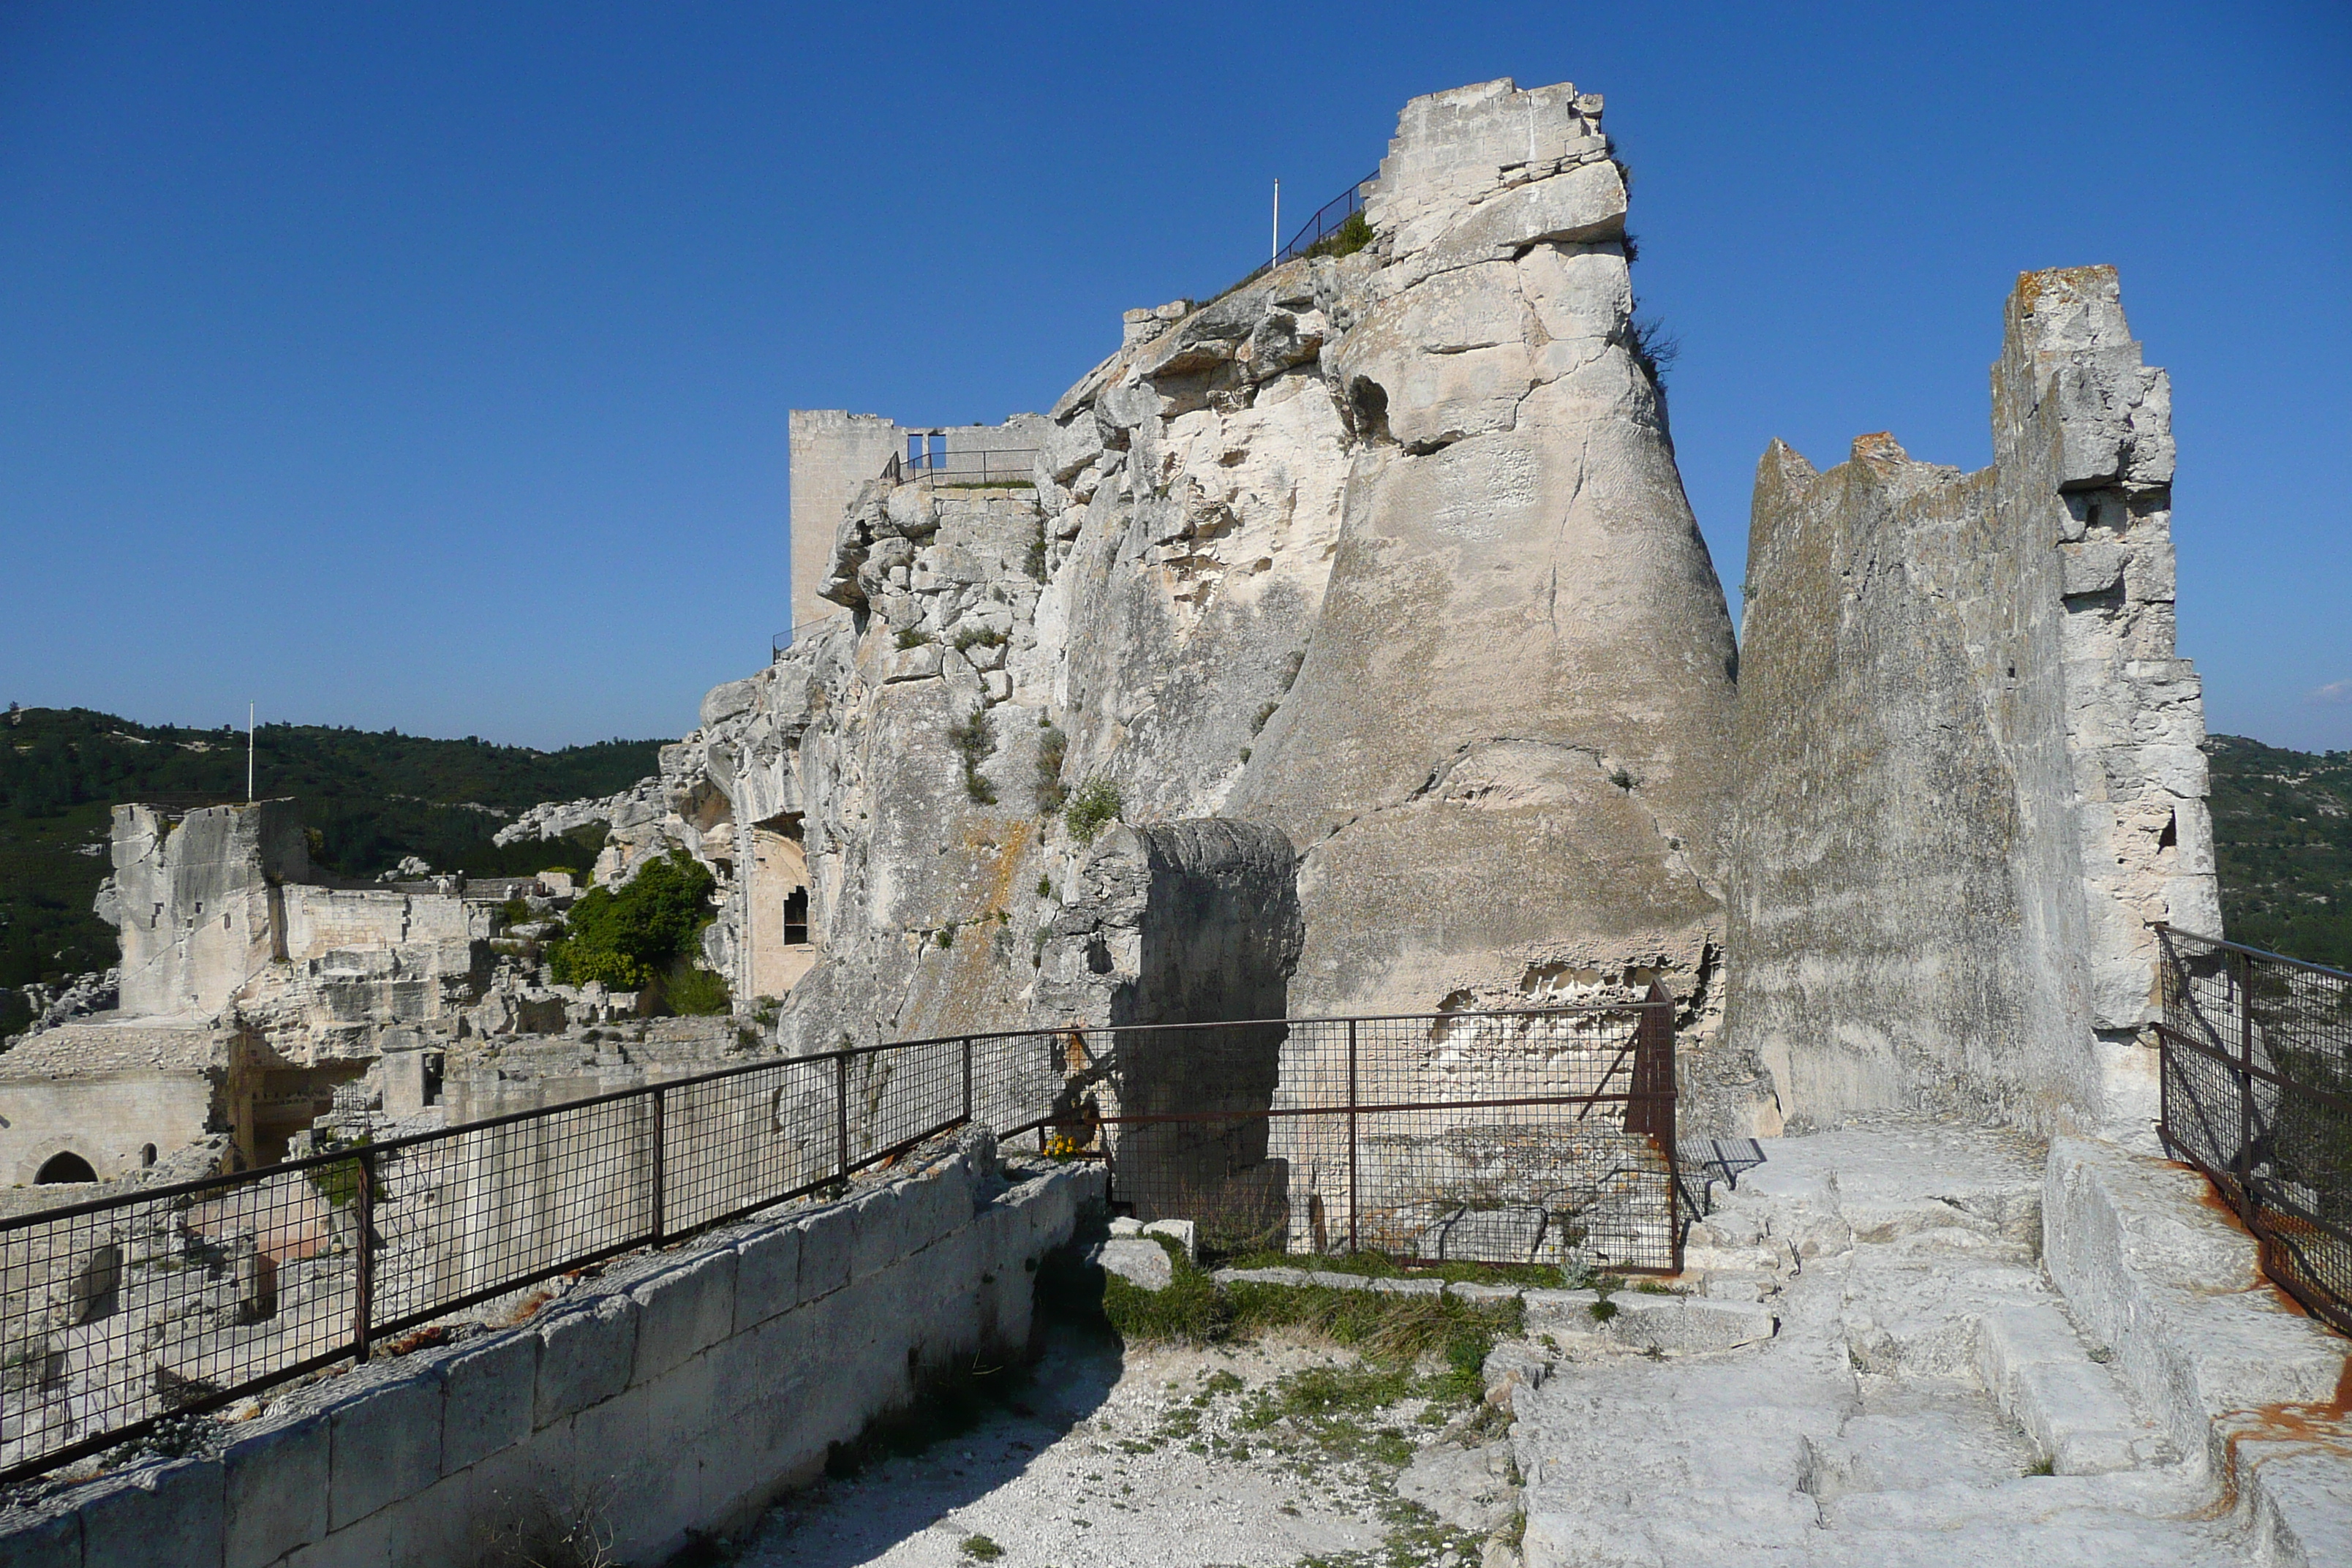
2156, 924, 2352, 1337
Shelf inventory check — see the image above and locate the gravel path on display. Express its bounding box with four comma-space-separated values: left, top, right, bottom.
735, 1325, 1488, 1568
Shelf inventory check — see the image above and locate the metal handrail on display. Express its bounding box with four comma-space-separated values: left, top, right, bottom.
0, 997, 1678, 1481
773, 612, 850, 660
882, 446, 1039, 488
1277, 173, 1377, 263
2154, 923, 2352, 983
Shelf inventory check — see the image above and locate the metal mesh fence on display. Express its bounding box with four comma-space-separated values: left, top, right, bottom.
0, 996, 1679, 1480
1047, 991, 1681, 1273
2157, 925, 2352, 1338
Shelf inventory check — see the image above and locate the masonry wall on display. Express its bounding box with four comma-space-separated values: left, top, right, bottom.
0, 1146, 1102, 1568
1725, 267, 2219, 1137
108, 802, 309, 1019
787, 411, 902, 636
279, 889, 470, 960
0, 1071, 219, 1185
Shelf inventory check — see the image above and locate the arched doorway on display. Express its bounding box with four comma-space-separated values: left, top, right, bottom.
35, 1151, 98, 1184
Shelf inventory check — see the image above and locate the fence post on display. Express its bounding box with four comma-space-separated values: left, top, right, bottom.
1346, 1019, 1360, 1256
835, 1049, 851, 1187
2237, 947, 2258, 1231
352, 1147, 377, 1364
962, 1037, 974, 1126
649, 1084, 666, 1246
1653, 982, 1683, 1274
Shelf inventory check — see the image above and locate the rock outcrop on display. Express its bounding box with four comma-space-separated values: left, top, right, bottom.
1225, 80, 1740, 1085
511, 78, 1754, 1132
1725, 266, 2219, 1138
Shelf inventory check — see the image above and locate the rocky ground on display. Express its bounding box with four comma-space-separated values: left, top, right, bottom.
721, 1122, 2332, 1568
735, 1327, 1498, 1568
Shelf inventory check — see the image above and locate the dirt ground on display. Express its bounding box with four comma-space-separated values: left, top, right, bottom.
732, 1322, 1496, 1568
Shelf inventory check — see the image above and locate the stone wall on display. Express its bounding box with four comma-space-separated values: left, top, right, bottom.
0, 1141, 1102, 1568
106, 802, 309, 1019
787, 410, 901, 636
278, 887, 470, 958
1725, 267, 2218, 1138
787, 413, 1049, 636
0, 1022, 235, 1183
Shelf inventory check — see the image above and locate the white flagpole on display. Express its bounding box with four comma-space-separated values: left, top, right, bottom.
246, 702, 255, 802
1271, 178, 1281, 265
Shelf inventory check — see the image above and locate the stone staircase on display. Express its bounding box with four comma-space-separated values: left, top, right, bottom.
1508, 1123, 2350, 1567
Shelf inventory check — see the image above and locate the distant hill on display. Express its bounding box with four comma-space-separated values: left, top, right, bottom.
2204, 734, 2352, 970
0, 706, 665, 1028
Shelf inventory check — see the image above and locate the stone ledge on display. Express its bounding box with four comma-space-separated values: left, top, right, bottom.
2044, 1136, 2352, 1568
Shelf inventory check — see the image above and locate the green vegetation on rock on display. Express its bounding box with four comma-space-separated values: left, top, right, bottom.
548, 849, 720, 997
1064, 778, 1120, 846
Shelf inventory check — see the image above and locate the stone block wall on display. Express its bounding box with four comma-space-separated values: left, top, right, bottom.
0, 1147, 1103, 1568
788, 410, 902, 636
106, 802, 309, 1019
279, 889, 469, 961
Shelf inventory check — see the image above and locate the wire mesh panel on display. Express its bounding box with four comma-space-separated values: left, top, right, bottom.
0, 1155, 362, 1478
2159, 927, 2352, 1337
0, 996, 1684, 1480
1065, 997, 1680, 1271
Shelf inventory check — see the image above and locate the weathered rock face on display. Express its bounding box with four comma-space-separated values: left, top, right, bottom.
1226, 78, 1746, 1119
513, 78, 1749, 1131
1726, 267, 2218, 1138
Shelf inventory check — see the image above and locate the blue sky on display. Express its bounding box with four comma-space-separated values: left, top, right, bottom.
3, 1, 2347, 751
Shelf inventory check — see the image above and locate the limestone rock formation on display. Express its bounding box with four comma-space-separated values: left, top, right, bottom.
511, 79, 1754, 1134
1725, 266, 2219, 1139
1226, 80, 1740, 1078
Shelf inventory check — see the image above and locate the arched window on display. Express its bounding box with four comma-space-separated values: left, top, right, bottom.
140, 1144, 158, 1168
36, 1151, 97, 1185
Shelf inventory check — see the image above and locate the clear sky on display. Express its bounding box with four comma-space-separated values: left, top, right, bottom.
4, 1, 2346, 751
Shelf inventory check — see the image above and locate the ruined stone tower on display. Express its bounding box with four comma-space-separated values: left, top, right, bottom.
1726, 265, 2219, 1139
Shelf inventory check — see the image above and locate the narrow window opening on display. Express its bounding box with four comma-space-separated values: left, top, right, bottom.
140, 1144, 157, 1168
783, 888, 810, 946
2159, 812, 2179, 850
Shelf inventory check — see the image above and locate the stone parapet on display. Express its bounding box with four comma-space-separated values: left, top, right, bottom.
0, 1150, 1104, 1567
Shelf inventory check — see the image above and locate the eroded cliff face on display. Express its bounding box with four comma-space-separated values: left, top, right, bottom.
1725, 267, 2218, 1140
1227, 81, 1739, 1077
522, 78, 1752, 1123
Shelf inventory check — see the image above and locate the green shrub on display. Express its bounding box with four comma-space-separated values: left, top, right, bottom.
947, 711, 998, 804
1065, 778, 1120, 845
951, 626, 1006, 652
1036, 725, 1068, 814
1300, 209, 1373, 261
664, 963, 731, 1016
894, 627, 933, 651
548, 850, 715, 990
305, 1131, 372, 1210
